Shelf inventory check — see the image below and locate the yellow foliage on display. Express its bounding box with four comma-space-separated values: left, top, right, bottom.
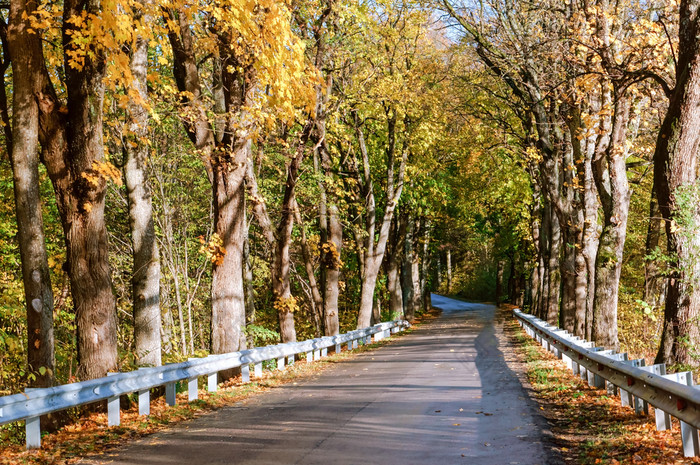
198, 233, 227, 265
273, 296, 299, 314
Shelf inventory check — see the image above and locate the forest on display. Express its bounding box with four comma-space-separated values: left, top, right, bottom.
0, 0, 698, 410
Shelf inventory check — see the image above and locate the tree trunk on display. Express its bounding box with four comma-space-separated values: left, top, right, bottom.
546, 206, 562, 325
654, 0, 700, 366
46, 0, 120, 380
402, 212, 417, 322
644, 181, 666, 309
323, 204, 342, 335
495, 260, 504, 305
243, 211, 257, 324
210, 142, 248, 358
446, 248, 452, 294
7, 1, 55, 386
354, 112, 407, 328
125, 4, 161, 367
591, 93, 631, 350
385, 213, 405, 319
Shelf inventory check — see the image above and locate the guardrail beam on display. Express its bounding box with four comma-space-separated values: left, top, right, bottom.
514, 309, 700, 458
0, 319, 408, 449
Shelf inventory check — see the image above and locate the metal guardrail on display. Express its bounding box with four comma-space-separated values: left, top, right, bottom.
1, 320, 410, 449
514, 309, 700, 457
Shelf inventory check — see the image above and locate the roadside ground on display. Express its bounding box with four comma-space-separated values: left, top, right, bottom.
503, 304, 700, 465
0, 309, 439, 465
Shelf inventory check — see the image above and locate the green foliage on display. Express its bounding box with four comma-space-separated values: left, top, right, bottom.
244, 324, 281, 348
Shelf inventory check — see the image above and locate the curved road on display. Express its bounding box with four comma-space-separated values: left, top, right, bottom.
83, 295, 559, 465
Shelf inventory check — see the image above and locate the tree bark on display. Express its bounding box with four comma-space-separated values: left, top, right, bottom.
7, 1, 55, 386
644, 181, 666, 309
354, 111, 407, 328
385, 213, 405, 319
38, 0, 121, 380
167, 12, 249, 375
545, 204, 562, 325
590, 93, 631, 350
125, 3, 161, 367
402, 211, 418, 322
654, 0, 700, 366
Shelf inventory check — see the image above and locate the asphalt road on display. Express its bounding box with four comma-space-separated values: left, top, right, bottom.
82, 295, 559, 465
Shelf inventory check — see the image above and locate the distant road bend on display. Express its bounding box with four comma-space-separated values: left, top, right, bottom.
83, 295, 558, 465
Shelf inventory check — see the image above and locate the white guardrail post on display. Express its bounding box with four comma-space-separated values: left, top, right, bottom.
0, 319, 410, 450
513, 308, 700, 458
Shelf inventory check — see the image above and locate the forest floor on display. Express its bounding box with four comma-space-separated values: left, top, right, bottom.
503, 304, 700, 465
0, 309, 439, 465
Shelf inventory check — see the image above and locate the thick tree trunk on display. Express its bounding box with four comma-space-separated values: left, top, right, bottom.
546, 206, 562, 325
125, 7, 162, 367
654, 1, 700, 366
210, 143, 248, 358
581, 151, 599, 340
387, 257, 403, 319
591, 93, 631, 350
7, 1, 55, 386
56, 0, 119, 380
315, 140, 342, 336
323, 204, 342, 335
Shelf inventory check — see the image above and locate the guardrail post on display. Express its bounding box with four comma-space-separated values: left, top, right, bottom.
25, 388, 40, 449
335, 343, 341, 354
314, 349, 321, 360
107, 373, 120, 426
662, 371, 700, 457
188, 377, 198, 401
374, 331, 383, 343
306, 351, 313, 363
353, 339, 358, 349
619, 359, 645, 408
241, 364, 251, 383
321, 347, 328, 357
137, 369, 150, 415
208, 372, 218, 392
288, 354, 295, 365
277, 356, 286, 371
254, 362, 263, 378
656, 406, 672, 431
25, 415, 40, 449
187, 359, 199, 401
166, 381, 177, 406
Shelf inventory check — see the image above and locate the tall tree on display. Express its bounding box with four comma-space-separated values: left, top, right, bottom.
7, 0, 55, 386
654, 0, 700, 366
124, 0, 162, 367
